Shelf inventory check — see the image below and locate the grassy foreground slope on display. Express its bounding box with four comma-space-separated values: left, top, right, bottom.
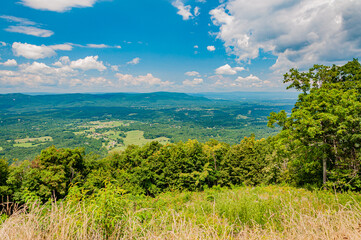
1, 185, 361, 239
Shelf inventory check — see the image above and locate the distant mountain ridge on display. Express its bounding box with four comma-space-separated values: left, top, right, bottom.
191, 91, 299, 102
0, 92, 213, 113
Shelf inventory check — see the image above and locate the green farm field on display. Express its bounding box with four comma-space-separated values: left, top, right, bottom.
11, 136, 53, 148
111, 130, 169, 152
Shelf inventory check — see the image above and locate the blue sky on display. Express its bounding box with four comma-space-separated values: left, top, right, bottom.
0, 0, 360, 93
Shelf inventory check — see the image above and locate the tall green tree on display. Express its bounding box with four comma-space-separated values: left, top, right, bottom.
0, 158, 10, 199
268, 59, 361, 190
21, 146, 86, 202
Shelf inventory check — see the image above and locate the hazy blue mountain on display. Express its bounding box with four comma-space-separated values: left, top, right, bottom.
191, 92, 299, 104
0, 92, 214, 113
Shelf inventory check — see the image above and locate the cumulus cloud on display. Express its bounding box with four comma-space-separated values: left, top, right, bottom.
0, 42, 6, 47
20, 0, 99, 12
0, 58, 116, 90
20, 62, 57, 75
234, 74, 272, 88
53, 56, 106, 72
84, 77, 113, 86
0, 71, 56, 87
127, 57, 140, 65
185, 71, 200, 77
183, 78, 203, 86
0, 70, 17, 77
20, 62, 76, 76
172, 0, 193, 20
235, 74, 261, 83
111, 65, 119, 71
12, 42, 56, 59
70, 56, 106, 71
210, 0, 361, 71
12, 42, 72, 59
215, 64, 244, 75
59, 56, 70, 64
5, 25, 54, 37
0, 61, 77, 88
207, 46, 215, 51
115, 73, 172, 86
208, 73, 271, 89
53, 56, 71, 67
0, 59, 17, 67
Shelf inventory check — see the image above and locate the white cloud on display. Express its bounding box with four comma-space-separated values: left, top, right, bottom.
207, 46, 215, 51
86, 44, 109, 48
20, 0, 98, 12
115, 73, 172, 86
74, 44, 121, 49
53, 56, 71, 67
185, 71, 200, 77
183, 78, 203, 86
1, 59, 17, 67
20, 62, 56, 75
59, 56, 70, 64
127, 57, 140, 65
84, 77, 113, 86
194, 7, 200, 17
210, 0, 361, 71
196, 0, 206, 2
215, 64, 244, 75
208, 73, 273, 89
194, 45, 199, 49
1, 15, 54, 38
12, 42, 72, 59
0, 70, 17, 77
0, 42, 6, 47
5, 26, 54, 37
53, 56, 107, 71
0, 58, 117, 90
12, 42, 56, 59
111, 65, 119, 71
50, 44, 73, 51
70, 56, 106, 71
0, 71, 55, 87
233, 74, 272, 88
0, 61, 77, 88
20, 62, 76, 75
68, 43, 121, 49
235, 74, 261, 83
172, 0, 193, 20
0, 15, 36, 25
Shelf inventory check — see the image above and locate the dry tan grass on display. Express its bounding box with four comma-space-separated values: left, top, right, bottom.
1, 200, 361, 240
